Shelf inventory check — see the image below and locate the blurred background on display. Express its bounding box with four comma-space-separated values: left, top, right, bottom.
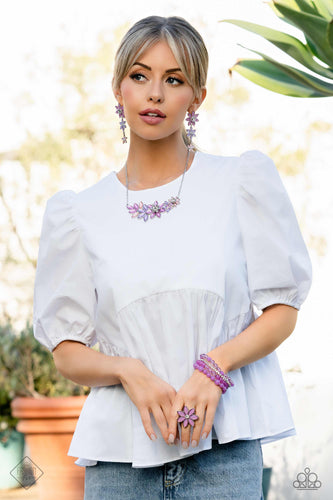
0, 0, 332, 498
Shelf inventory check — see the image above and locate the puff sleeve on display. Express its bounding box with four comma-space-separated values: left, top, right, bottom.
236, 150, 312, 312
33, 190, 98, 353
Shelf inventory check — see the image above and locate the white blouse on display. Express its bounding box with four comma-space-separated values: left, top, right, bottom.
33, 149, 312, 468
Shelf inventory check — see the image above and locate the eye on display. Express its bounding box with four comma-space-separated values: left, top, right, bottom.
167, 76, 184, 85
129, 73, 184, 85
129, 72, 146, 81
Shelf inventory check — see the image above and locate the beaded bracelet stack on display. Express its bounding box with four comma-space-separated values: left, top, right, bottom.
193, 354, 234, 394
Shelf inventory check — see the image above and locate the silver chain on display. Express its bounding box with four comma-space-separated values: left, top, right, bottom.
125, 147, 191, 208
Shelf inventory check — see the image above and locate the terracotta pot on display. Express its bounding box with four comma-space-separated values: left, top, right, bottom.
11, 395, 87, 500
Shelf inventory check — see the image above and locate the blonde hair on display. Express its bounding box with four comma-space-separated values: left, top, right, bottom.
112, 16, 208, 150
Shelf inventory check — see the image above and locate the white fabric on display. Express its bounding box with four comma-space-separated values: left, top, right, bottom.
33, 149, 312, 468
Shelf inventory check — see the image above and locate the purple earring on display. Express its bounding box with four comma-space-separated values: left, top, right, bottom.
185, 110, 199, 151
115, 103, 128, 144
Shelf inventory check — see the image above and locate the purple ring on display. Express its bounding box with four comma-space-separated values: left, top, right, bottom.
177, 405, 199, 428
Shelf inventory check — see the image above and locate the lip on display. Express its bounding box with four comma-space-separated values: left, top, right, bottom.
139, 115, 165, 125
139, 108, 166, 118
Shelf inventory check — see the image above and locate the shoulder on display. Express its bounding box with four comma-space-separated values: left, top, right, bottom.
195, 150, 240, 179
44, 190, 77, 229
239, 149, 271, 162
75, 173, 115, 215
238, 149, 277, 179
195, 148, 278, 184
196, 149, 236, 165
46, 173, 114, 222
237, 150, 289, 207
38, 190, 79, 246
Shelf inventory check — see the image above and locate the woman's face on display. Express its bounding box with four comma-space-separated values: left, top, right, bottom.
115, 40, 202, 142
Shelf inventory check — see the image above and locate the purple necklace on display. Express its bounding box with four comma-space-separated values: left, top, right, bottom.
125, 148, 191, 222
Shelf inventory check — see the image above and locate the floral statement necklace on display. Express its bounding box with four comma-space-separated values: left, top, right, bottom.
125, 148, 191, 222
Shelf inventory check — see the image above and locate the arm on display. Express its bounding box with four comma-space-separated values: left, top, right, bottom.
52, 340, 130, 387
166, 303, 298, 448
52, 340, 179, 445
207, 303, 298, 374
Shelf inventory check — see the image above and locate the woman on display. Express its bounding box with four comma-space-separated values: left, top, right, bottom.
33, 15, 312, 500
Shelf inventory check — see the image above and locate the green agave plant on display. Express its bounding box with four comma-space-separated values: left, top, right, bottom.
220, 0, 333, 97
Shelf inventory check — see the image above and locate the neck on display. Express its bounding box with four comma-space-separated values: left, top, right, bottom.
124, 132, 194, 189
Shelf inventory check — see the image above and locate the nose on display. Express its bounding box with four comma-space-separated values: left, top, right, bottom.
147, 80, 164, 103
149, 96, 162, 103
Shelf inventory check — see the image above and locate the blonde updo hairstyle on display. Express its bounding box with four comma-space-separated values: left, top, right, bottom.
112, 16, 208, 151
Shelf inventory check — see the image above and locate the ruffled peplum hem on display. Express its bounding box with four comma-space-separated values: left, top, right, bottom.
68, 289, 296, 468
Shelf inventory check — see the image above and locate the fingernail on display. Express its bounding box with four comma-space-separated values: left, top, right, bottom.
150, 433, 157, 441
168, 434, 175, 444
201, 432, 207, 440
191, 440, 197, 448
182, 441, 188, 449
175, 438, 180, 445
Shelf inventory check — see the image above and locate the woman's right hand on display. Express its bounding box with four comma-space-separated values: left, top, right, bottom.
118, 357, 179, 446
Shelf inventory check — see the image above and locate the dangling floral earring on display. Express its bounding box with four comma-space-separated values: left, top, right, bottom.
185, 110, 199, 151
115, 103, 128, 144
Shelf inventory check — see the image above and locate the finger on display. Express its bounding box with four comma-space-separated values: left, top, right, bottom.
166, 402, 182, 445
163, 389, 178, 444
171, 419, 180, 446
200, 399, 217, 441
140, 407, 158, 441
160, 401, 177, 445
173, 422, 181, 445
178, 403, 196, 449
151, 405, 170, 444
188, 403, 206, 448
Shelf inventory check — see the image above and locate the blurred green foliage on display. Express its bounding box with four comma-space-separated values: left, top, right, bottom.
0, 320, 90, 441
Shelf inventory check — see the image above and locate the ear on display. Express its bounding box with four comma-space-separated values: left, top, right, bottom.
188, 87, 207, 114
112, 79, 123, 106
114, 93, 123, 106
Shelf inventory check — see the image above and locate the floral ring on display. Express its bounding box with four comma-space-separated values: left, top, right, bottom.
177, 405, 199, 428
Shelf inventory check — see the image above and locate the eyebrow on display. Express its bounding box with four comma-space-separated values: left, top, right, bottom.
131, 62, 182, 73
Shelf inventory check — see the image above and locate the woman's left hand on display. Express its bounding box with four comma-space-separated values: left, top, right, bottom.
167, 368, 222, 449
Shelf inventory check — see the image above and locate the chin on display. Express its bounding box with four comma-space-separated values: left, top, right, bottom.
133, 131, 172, 142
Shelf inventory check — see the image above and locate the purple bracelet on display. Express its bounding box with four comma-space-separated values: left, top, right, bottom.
200, 354, 234, 387
195, 359, 230, 387
194, 361, 229, 393
193, 354, 234, 394
194, 360, 230, 391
